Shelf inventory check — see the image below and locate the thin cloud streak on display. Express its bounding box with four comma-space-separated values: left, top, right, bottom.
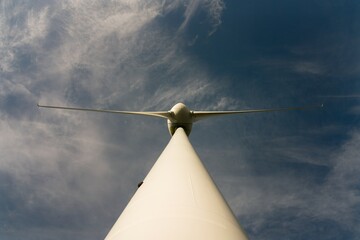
318, 95, 360, 98
178, 0, 225, 35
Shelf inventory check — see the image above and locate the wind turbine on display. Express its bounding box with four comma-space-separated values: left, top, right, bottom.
38, 102, 322, 240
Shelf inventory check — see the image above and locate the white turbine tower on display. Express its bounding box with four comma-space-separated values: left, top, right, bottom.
38, 102, 322, 240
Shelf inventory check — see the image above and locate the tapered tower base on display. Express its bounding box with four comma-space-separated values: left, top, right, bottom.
105, 128, 248, 240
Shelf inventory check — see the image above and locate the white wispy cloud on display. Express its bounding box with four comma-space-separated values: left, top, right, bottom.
3, 1, 355, 239
178, 0, 225, 35
0, 0, 228, 237
224, 129, 360, 236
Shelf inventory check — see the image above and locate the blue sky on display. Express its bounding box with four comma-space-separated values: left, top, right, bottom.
0, 0, 359, 239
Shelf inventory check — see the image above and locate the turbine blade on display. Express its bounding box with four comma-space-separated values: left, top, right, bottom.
37, 103, 171, 119
192, 104, 323, 122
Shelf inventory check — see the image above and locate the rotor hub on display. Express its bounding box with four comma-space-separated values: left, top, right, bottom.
167, 103, 193, 136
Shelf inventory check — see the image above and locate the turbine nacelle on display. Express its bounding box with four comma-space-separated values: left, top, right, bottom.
167, 103, 193, 136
